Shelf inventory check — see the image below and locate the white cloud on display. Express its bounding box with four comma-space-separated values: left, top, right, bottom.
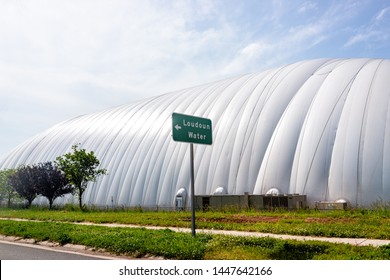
0, 0, 239, 156
344, 31, 381, 47
241, 43, 270, 58
375, 6, 390, 21
221, 41, 273, 75
344, 5, 390, 48
1, 0, 389, 157
298, 1, 317, 14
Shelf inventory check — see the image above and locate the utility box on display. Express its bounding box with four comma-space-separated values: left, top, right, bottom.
315, 201, 347, 210
195, 193, 306, 211
175, 196, 184, 211
288, 194, 306, 210
175, 187, 187, 211
263, 195, 288, 208
263, 194, 306, 210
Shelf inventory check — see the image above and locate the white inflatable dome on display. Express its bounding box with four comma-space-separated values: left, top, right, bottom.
1, 58, 389, 208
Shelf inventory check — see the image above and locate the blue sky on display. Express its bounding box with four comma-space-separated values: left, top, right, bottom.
1, 0, 390, 158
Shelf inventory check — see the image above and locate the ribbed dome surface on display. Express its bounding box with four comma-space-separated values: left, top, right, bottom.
1, 58, 389, 207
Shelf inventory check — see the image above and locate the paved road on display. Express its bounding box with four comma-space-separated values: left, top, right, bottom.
0, 240, 109, 260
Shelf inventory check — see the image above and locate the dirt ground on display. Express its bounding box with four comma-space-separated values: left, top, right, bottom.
196, 215, 355, 224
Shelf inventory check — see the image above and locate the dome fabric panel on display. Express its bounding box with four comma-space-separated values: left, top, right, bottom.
1, 58, 389, 208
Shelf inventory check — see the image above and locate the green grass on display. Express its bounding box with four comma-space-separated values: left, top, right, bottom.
1, 219, 390, 260
0, 220, 209, 259
1, 207, 390, 239
1, 207, 390, 259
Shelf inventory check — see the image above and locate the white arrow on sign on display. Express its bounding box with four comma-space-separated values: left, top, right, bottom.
175, 124, 182, 130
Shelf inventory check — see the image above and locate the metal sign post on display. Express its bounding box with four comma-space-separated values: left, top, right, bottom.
172, 113, 212, 237
190, 143, 196, 237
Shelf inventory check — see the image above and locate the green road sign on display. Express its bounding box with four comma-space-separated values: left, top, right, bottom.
172, 113, 212, 145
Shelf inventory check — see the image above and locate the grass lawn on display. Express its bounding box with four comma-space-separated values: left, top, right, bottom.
1, 207, 390, 259
1, 207, 390, 238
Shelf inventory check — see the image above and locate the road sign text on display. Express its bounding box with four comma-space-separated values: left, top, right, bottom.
172, 113, 212, 145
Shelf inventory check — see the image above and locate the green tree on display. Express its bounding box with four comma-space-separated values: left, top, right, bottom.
8, 165, 38, 207
34, 162, 73, 209
0, 169, 18, 207
56, 144, 107, 210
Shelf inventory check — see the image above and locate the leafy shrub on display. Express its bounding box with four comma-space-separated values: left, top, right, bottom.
57, 233, 72, 245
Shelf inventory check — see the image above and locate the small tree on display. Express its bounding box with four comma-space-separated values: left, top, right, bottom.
8, 165, 38, 208
0, 169, 18, 207
34, 162, 73, 209
56, 144, 107, 210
